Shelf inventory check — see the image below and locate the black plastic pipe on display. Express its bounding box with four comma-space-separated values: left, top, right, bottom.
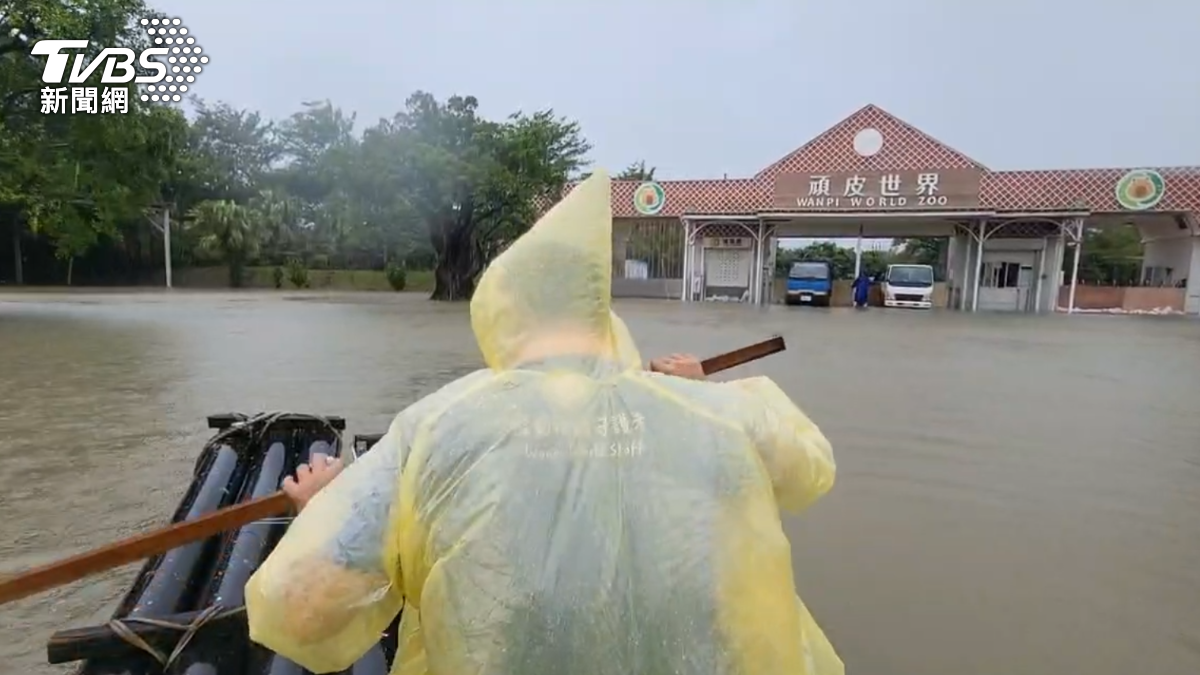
126, 444, 245, 618
173, 440, 290, 675
304, 439, 334, 463
210, 440, 289, 605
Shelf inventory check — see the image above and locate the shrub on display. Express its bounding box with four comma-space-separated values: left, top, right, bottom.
285, 258, 310, 288
386, 263, 407, 291
271, 266, 284, 289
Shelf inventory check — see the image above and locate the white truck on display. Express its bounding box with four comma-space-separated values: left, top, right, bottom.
881, 264, 935, 309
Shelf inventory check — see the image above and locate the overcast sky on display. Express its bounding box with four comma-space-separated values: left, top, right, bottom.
155, 0, 1198, 179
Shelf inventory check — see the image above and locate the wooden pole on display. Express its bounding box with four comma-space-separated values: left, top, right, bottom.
0, 493, 291, 607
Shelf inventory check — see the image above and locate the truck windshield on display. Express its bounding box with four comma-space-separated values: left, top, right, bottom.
887, 266, 934, 286
789, 262, 830, 280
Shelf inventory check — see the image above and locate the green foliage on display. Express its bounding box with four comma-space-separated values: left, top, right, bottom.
580, 160, 655, 183
285, 258, 309, 288
625, 223, 682, 277
187, 199, 257, 286
385, 263, 407, 291
617, 161, 656, 181
775, 242, 895, 280
0, 0, 194, 283
1068, 224, 1143, 285
894, 237, 944, 266
272, 265, 284, 289
387, 93, 591, 299
187, 101, 280, 203
2, 2, 592, 295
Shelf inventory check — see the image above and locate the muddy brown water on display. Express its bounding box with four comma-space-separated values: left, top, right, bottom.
1, 291, 1198, 675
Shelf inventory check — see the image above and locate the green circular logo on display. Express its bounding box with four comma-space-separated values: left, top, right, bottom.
632, 181, 666, 215
1115, 169, 1166, 211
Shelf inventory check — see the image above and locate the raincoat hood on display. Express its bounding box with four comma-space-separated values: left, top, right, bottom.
470, 171, 641, 372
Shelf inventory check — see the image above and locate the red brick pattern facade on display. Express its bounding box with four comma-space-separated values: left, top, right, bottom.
552, 104, 1200, 218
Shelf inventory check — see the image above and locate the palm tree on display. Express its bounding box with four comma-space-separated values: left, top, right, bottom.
617, 161, 656, 181
188, 200, 259, 287
577, 160, 657, 182
249, 189, 297, 264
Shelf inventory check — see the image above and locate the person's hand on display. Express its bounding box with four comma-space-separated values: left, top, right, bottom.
648, 353, 706, 380
282, 453, 344, 513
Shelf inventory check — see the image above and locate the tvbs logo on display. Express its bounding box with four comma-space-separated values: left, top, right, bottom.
31, 17, 207, 99
33, 41, 169, 84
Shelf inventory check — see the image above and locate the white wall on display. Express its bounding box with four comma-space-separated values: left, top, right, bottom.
1187, 238, 1200, 315
1045, 235, 1065, 313
1142, 237, 1193, 285
1138, 234, 1200, 315
949, 232, 1059, 313
947, 233, 972, 309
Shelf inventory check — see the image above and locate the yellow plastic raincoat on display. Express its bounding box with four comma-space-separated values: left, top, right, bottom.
245, 171, 842, 675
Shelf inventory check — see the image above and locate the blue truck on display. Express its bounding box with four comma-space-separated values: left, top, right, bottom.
784, 260, 833, 306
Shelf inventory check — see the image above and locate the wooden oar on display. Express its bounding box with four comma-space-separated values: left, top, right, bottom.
698, 335, 785, 375
0, 335, 785, 608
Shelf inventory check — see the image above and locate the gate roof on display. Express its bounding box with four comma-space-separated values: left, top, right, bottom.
546, 104, 1200, 218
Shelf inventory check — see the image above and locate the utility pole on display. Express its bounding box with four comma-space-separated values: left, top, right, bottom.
147, 203, 173, 288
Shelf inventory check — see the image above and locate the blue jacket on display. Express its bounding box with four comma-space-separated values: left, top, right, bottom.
852, 275, 870, 301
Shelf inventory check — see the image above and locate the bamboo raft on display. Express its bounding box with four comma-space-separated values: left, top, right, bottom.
37, 338, 788, 674
46, 413, 398, 675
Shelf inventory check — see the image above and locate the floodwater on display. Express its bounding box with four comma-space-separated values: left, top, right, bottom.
1, 291, 1198, 675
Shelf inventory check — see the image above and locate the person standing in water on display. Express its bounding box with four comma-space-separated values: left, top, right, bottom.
852, 270, 871, 309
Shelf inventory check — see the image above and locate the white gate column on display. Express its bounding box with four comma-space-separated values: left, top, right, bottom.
972, 220, 987, 312
753, 220, 765, 305
679, 218, 691, 302
853, 223, 864, 278
1066, 217, 1084, 314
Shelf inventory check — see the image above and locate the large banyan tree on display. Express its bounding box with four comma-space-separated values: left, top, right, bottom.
390, 93, 591, 300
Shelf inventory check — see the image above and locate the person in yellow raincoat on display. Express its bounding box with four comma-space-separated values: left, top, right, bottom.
244, 171, 843, 675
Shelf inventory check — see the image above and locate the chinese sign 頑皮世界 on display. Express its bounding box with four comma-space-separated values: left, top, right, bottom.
772, 168, 982, 211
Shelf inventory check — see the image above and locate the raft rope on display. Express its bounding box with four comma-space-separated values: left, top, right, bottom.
194, 411, 350, 475
106, 604, 243, 670
202, 411, 354, 527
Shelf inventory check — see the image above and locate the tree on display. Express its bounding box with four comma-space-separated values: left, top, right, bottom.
272, 100, 355, 223
2, 24, 593, 294
247, 189, 298, 264
894, 237, 944, 266
625, 223, 681, 277
581, 160, 656, 182
187, 200, 258, 286
1070, 224, 1142, 285
188, 101, 280, 204
617, 161, 656, 181
795, 241, 855, 279
776, 241, 895, 280
394, 92, 590, 300
860, 249, 891, 278
0, 0, 186, 284
343, 119, 425, 267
